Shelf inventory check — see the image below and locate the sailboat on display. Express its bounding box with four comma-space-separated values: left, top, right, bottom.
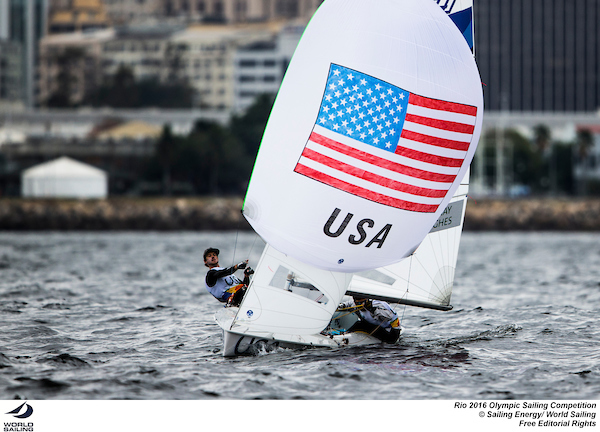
215, 0, 483, 356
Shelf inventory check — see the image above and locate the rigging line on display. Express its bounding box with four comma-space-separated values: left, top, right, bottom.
247, 231, 260, 261
449, 230, 458, 289
424, 229, 444, 292
333, 310, 359, 320
411, 240, 446, 301
436, 226, 447, 289
396, 254, 413, 329
231, 213, 242, 267
410, 259, 446, 303
440, 228, 448, 290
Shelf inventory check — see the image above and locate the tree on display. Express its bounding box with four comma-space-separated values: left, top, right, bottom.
508, 129, 542, 188
229, 93, 275, 159
156, 125, 178, 196
188, 120, 248, 195
86, 65, 195, 108
141, 94, 275, 196
576, 129, 594, 195
46, 47, 86, 108
534, 124, 551, 154
86, 65, 138, 108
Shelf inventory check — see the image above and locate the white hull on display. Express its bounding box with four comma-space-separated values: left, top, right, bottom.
216, 307, 396, 357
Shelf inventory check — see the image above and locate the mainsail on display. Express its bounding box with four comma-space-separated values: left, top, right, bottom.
347, 171, 470, 311
242, 0, 484, 273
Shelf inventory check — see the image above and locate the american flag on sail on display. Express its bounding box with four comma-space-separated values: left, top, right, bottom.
294, 64, 478, 213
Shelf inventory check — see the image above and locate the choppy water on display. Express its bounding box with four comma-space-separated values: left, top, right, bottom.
0, 231, 598, 400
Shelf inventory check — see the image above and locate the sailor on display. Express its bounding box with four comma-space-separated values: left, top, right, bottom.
203, 247, 253, 306
337, 296, 401, 343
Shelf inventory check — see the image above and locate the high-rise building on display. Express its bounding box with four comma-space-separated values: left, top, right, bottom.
233, 24, 302, 112
0, 0, 48, 109
475, 0, 600, 112
0, 41, 22, 103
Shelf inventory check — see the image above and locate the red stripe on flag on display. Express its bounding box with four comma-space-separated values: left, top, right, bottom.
301, 147, 448, 198
294, 164, 439, 213
395, 146, 464, 168
409, 94, 478, 116
404, 113, 475, 134
400, 130, 470, 151
309, 132, 457, 183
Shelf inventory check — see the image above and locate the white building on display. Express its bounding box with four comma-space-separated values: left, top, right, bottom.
38, 22, 295, 111
21, 156, 108, 198
170, 23, 282, 109
101, 24, 181, 82
233, 23, 302, 113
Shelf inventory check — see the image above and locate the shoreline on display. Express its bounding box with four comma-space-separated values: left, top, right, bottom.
464, 197, 600, 231
0, 197, 599, 231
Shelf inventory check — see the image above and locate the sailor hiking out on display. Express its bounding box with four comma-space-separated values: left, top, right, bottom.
337, 296, 401, 343
204, 247, 253, 306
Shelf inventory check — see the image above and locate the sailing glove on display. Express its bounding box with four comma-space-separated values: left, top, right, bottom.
244, 267, 254, 276
237, 261, 248, 270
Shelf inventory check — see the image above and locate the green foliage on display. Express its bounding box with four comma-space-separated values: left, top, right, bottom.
46, 47, 86, 108
86, 65, 195, 108
474, 126, 575, 195
229, 93, 275, 158
553, 143, 574, 194
508, 129, 544, 188
142, 94, 274, 195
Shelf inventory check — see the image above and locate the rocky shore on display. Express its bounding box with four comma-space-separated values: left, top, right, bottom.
0, 197, 599, 231
464, 198, 600, 231
0, 197, 249, 231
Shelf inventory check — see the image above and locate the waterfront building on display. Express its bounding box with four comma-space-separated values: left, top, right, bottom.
233, 23, 302, 112
0, 40, 22, 106
475, 0, 600, 112
0, 0, 48, 108
160, 0, 322, 23
37, 22, 293, 111
100, 24, 181, 83
47, 0, 109, 34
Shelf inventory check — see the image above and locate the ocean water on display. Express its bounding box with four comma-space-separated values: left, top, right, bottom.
0, 231, 598, 400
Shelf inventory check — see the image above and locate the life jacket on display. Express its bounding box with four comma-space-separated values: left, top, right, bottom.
205, 266, 244, 302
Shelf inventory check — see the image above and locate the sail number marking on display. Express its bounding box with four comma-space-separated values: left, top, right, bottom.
323, 208, 391, 248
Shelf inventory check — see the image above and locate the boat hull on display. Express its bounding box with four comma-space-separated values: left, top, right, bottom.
215, 307, 398, 357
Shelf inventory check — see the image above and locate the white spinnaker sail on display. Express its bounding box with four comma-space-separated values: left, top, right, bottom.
226, 0, 482, 341
348, 170, 469, 310
229, 245, 352, 337
243, 0, 484, 273
346, 0, 476, 310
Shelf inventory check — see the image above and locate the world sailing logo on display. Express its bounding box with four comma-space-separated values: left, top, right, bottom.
5, 403, 33, 419
4, 402, 34, 432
